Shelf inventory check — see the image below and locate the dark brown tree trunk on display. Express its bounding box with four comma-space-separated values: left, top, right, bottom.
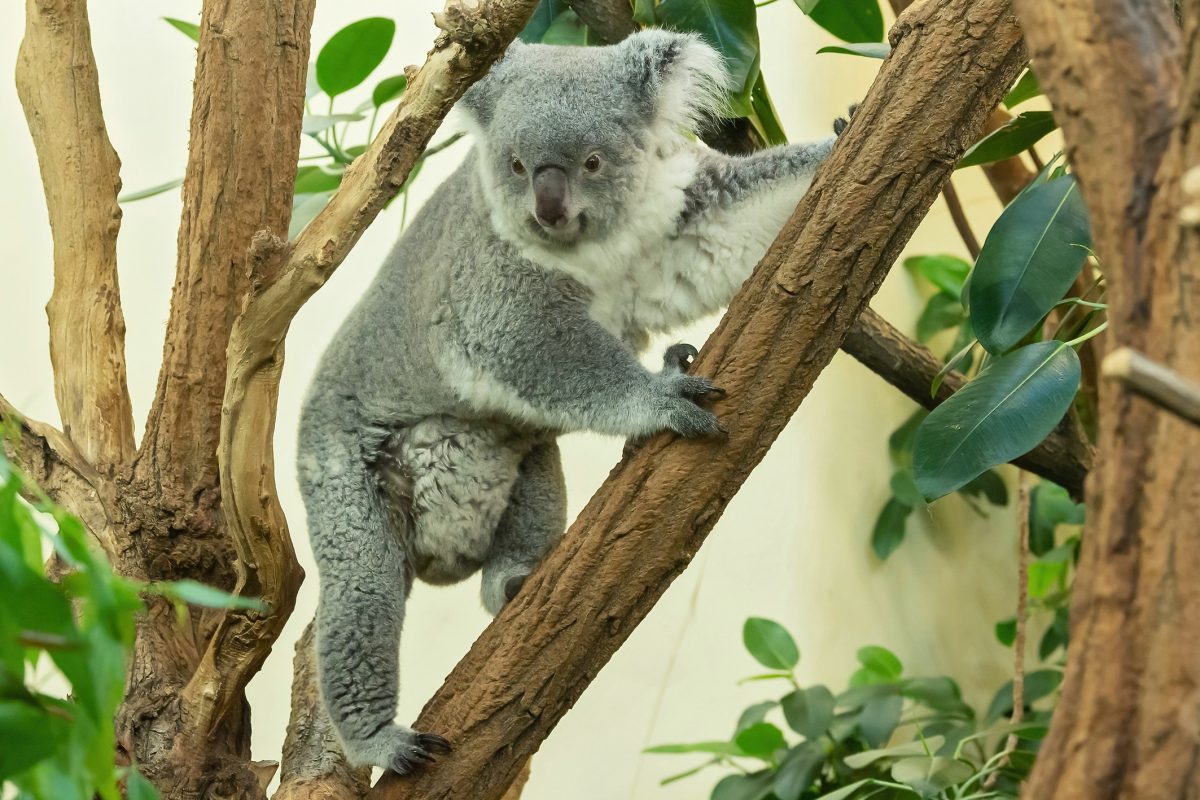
1012, 1, 1200, 798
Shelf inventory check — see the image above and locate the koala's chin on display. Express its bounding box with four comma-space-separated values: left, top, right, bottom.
524, 212, 586, 247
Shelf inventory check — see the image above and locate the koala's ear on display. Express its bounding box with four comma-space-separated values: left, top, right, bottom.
618, 30, 728, 130
460, 39, 527, 126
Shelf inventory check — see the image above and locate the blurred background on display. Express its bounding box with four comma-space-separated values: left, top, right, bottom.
0, 2, 1021, 797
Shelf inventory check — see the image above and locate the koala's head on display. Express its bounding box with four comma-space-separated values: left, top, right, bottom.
460, 30, 727, 247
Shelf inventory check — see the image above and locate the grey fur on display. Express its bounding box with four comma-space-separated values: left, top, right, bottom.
297, 30, 841, 772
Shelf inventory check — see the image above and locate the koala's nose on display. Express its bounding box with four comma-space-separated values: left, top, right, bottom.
532, 165, 569, 228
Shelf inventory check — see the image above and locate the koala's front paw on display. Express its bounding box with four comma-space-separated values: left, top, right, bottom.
657, 372, 726, 438
348, 724, 453, 775
833, 103, 859, 136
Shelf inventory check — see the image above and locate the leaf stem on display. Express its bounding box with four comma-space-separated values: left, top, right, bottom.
1065, 321, 1108, 348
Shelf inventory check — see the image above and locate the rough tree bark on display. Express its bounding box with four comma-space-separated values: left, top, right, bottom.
1011, 1, 1200, 799
14, 0, 135, 481
370, 1, 1027, 797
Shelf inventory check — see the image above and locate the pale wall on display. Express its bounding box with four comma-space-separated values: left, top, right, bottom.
0, 3, 1020, 798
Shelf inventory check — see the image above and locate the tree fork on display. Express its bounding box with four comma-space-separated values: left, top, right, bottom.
372, 1, 1027, 798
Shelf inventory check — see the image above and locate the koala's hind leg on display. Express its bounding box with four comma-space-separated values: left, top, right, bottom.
481, 438, 568, 614
382, 416, 531, 586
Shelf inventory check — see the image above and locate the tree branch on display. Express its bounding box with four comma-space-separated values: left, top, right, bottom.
15, 0, 135, 477
941, 178, 981, 259
0, 392, 113, 554
275, 621, 371, 800
844, 309, 1093, 497
372, 1, 1027, 797
1101, 347, 1200, 428
564, 0, 638, 43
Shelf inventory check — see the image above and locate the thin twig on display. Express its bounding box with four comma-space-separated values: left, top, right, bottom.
942, 178, 981, 259
984, 470, 1031, 790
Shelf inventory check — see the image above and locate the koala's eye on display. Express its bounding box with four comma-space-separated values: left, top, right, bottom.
583, 153, 602, 172
511, 157, 526, 176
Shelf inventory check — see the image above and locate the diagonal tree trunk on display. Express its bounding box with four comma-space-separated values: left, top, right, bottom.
1011, 1, 1200, 798
370, 1, 1027, 797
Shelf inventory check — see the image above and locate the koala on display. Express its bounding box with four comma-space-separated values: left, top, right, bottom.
297, 29, 845, 774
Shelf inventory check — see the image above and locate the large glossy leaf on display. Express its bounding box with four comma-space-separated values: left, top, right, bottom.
807, 0, 884, 42
742, 617, 799, 670
316, 18, 396, 97
915, 294, 964, 343
959, 111, 1057, 168
969, 175, 1090, 353
657, 0, 760, 105
904, 254, 971, 297
913, 341, 1082, 500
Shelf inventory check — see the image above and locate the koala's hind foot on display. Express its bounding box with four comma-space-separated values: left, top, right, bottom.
833, 103, 859, 136
346, 724, 453, 776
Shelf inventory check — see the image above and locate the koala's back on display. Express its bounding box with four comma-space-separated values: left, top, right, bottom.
304, 151, 503, 427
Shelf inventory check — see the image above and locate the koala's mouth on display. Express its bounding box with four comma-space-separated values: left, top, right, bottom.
525, 213, 587, 245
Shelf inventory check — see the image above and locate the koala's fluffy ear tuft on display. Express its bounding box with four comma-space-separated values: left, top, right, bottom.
460, 39, 527, 127
619, 30, 728, 131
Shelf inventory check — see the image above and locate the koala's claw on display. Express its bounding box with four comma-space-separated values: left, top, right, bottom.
662, 342, 699, 373
418, 733, 454, 755
833, 103, 859, 136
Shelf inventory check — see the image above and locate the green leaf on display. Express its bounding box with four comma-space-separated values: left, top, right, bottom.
1040, 606, 1070, 658
294, 166, 343, 195
520, 0, 569, 42
646, 741, 748, 756
125, 765, 161, 800
542, 9, 589, 45
901, 677, 970, 717
985, 669, 1063, 723
888, 410, 927, 470
633, 0, 659, 26
994, 618, 1017, 647
734, 722, 787, 756
781, 685, 835, 738
843, 737, 944, 768
657, 0, 760, 110
738, 671, 797, 684
736, 700, 778, 733
316, 17, 396, 97
150, 580, 267, 612
888, 471, 924, 509
118, 178, 184, 204
749, 74, 788, 147
857, 646, 903, 681
807, 0, 884, 42
890, 756, 973, 797
712, 770, 776, 800
957, 469, 1008, 505
871, 498, 910, 561
915, 294, 965, 343
1029, 481, 1084, 555
773, 742, 825, 800
302, 113, 365, 135
1004, 69, 1041, 109
960, 111, 1057, 169
163, 17, 200, 42
1028, 544, 1073, 599
816, 42, 890, 59
858, 692, 902, 747
742, 617, 799, 670
0, 700, 64, 780
812, 779, 879, 800
904, 255, 971, 297
371, 75, 408, 107
912, 341, 1082, 500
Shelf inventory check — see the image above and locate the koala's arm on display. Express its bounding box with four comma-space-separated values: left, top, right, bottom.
443, 267, 721, 438
636, 135, 837, 333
